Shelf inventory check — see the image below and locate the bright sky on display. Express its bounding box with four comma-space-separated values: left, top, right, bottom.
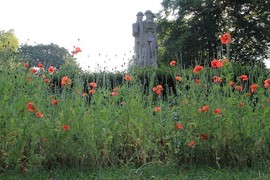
1, 0, 269, 70
0, 0, 163, 71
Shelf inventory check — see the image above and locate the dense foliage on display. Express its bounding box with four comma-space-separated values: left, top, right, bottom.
19, 43, 76, 69
0, 58, 270, 173
157, 0, 270, 67
0, 30, 19, 61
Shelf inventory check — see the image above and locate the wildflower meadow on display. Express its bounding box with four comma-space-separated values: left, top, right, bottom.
0, 34, 270, 176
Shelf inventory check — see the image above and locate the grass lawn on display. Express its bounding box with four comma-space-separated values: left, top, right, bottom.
1, 164, 270, 179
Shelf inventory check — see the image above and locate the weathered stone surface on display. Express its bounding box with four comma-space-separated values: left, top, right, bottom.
132, 10, 158, 68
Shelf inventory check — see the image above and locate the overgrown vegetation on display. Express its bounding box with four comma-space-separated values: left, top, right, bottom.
0, 56, 269, 175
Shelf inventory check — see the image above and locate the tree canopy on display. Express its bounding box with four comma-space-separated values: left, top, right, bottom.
0, 29, 19, 61
19, 43, 76, 69
157, 0, 270, 67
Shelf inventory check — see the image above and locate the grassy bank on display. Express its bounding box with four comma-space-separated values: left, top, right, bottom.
1, 164, 270, 179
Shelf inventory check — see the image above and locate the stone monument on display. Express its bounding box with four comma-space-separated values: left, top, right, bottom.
132, 10, 158, 67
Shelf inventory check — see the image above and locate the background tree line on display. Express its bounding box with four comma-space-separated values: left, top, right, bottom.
0, 29, 79, 71
156, 0, 270, 68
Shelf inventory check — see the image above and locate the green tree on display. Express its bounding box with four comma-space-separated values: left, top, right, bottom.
19, 43, 77, 69
158, 0, 270, 67
0, 29, 19, 61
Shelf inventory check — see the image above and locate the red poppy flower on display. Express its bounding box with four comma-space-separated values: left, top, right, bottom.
239, 75, 248, 81
36, 111, 44, 118
152, 85, 163, 96
110, 91, 118, 96
250, 84, 258, 93
211, 59, 223, 68
44, 79, 50, 84
235, 85, 243, 91
154, 107, 161, 112
264, 78, 270, 89
124, 75, 133, 81
214, 108, 221, 115
71, 47, 82, 55
27, 102, 36, 112
51, 99, 59, 106
200, 133, 209, 140
89, 89, 95, 94
37, 63, 44, 69
176, 123, 183, 130
195, 78, 200, 85
220, 32, 232, 44
264, 78, 270, 84
193, 65, 204, 74
48, 66, 55, 74
170, 60, 176, 66
24, 63, 29, 68
202, 105, 209, 112
229, 81, 235, 86
61, 76, 72, 86
175, 76, 183, 82
155, 89, 162, 95
30, 68, 38, 74
188, 140, 196, 147
75, 47, 81, 53
264, 83, 270, 89
62, 125, 70, 131
212, 76, 222, 83
89, 82, 97, 88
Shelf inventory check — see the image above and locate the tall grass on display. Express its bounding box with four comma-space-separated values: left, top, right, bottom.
0, 59, 269, 173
